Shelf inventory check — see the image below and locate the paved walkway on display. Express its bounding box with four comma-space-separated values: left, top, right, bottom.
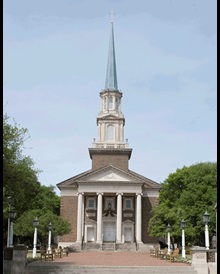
30, 251, 191, 267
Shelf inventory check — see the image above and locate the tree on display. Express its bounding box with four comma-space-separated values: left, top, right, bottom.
3, 113, 42, 217
13, 209, 71, 247
148, 162, 217, 247
3, 113, 70, 247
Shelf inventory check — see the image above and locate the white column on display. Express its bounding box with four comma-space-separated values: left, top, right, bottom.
82, 196, 85, 238
98, 124, 101, 142
168, 231, 171, 254
76, 192, 84, 243
97, 192, 103, 243
205, 224, 210, 249
48, 230, 52, 252
135, 193, 142, 243
116, 193, 123, 243
32, 227, 37, 258
181, 228, 186, 258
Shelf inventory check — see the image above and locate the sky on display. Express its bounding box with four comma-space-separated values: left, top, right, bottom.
3, 0, 217, 196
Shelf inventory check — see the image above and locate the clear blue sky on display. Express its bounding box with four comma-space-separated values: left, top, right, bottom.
3, 0, 217, 196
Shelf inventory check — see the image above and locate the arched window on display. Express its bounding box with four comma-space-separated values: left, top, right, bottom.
109, 96, 113, 109
107, 125, 114, 140
115, 97, 119, 110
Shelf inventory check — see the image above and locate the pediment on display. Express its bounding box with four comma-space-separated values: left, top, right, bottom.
123, 219, 134, 224
94, 172, 129, 181
77, 166, 142, 184
98, 114, 124, 120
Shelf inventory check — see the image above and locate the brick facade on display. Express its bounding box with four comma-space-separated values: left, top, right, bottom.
142, 196, 159, 244
59, 196, 78, 242
89, 149, 132, 171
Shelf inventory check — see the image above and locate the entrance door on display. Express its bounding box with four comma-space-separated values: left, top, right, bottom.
87, 227, 95, 242
124, 227, 132, 242
103, 222, 116, 242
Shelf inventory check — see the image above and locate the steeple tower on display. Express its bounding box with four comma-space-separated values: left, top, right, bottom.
105, 21, 118, 90
89, 20, 132, 171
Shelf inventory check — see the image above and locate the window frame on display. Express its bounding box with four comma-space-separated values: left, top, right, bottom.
86, 197, 96, 210
123, 198, 133, 210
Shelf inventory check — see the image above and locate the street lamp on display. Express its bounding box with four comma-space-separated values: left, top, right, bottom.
8, 208, 16, 247
203, 211, 210, 250
167, 224, 171, 254
7, 196, 12, 247
33, 217, 39, 258
47, 222, 52, 252
180, 219, 186, 258
214, 204, 217, 248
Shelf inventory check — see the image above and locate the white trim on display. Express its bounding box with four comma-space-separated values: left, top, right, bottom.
84, 223, 97, 243
122, 220, 134, 243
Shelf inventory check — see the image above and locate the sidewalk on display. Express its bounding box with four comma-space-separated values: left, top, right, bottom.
29, 251, 191, 267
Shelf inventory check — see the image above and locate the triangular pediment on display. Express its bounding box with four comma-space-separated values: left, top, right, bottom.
57, 165, 161, 189
77, 166, 142, 184
93, 171, 129, 181
98, 113, 124, 120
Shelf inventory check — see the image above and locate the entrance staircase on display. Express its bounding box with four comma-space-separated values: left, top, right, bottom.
81, 242, 154, 252
25, 265, 198, 274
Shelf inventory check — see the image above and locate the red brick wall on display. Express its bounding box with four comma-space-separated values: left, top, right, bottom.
92, 154, 129, 171
59, 196, 78, 242
142, 196, 159, 244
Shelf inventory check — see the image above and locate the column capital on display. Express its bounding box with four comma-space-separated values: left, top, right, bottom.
77, 192, 84, 196
96, 192, 104, 196
116, 192, 123, 196
136, 193, 143, 196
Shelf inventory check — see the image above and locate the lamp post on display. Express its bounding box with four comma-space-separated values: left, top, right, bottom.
180, 219, 186, 258
33, 217, 39, 258
8, 208, 16, 247
203, 211, 210, 250
214, 204, 217, 248
47, 222, 52, 252
7, 196, 12, 247
167, 224, 171, 254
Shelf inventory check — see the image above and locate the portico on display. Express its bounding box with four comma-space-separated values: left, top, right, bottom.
76, 182, 143, 245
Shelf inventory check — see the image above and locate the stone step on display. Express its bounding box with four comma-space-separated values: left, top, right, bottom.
25, 265, 198, 274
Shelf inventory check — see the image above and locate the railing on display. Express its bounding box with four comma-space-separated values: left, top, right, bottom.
91, 143, 129, 149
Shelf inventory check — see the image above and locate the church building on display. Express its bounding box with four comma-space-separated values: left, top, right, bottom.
57, 20, 161, 251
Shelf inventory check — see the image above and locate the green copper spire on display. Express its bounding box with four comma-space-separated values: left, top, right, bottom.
105, 21, 118, 90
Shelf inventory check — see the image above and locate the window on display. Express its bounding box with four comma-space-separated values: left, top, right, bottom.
124, 198, 133, 210
115, 97, 119, 110
107, 125, 114, 141
86, 197, 96, 209
109, 96, 113, 109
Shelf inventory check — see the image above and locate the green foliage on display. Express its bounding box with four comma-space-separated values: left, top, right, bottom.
14, 209, 71, 246
32, 185, 60, 215
3, 113, 71, 246
148, 162, 217, 246
3, 113, 42, 217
